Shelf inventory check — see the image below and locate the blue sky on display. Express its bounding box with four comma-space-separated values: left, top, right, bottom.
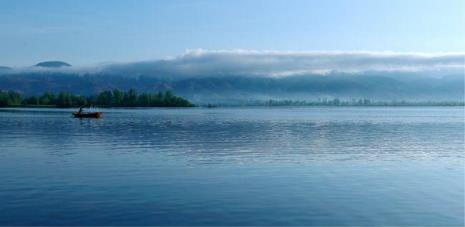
0, 0, 463, 66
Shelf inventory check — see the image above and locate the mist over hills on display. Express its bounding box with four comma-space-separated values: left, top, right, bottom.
1, 51, 463, 104
0, 71, 462, 104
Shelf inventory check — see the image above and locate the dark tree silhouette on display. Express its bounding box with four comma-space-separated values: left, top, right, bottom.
0, 89, 194, 107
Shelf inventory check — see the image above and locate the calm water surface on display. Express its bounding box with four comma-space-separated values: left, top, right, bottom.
0, 107, 463, 225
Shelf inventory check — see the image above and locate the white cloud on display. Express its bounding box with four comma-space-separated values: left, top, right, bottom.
4, 50, 463, 77
105, 49, 465, 77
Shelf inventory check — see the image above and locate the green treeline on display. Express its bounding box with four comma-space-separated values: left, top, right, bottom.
264, 98, 464, 106
0, 89, 194, 107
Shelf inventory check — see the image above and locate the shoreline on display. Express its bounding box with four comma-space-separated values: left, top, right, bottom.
0, 104, 463, 109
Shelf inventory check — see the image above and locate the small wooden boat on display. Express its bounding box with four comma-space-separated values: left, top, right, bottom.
73, 111, 102, 118
73, 104, 102, 118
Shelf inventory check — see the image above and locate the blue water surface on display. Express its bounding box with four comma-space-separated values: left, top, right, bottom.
0, 107, 463, 225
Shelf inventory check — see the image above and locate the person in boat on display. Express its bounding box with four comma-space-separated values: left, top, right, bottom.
74, 104, 102, 118
77, 104, 90, 114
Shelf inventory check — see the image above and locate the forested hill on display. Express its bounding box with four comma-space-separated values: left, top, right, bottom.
0, 71, 463, 104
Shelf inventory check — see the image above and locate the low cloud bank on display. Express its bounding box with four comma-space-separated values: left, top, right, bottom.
2, 50, 464, 77
104, 50, 465, 77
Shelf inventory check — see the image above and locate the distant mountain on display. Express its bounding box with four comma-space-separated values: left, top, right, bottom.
0, 66, 12, 71
1, 51, 463, 104
0, 71, 462, 104
34, 61, 71, 68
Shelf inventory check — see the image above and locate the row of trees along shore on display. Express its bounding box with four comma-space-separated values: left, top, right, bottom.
1, 89, 463, 107
264, 99, 464, 106
0, 89, 194, 107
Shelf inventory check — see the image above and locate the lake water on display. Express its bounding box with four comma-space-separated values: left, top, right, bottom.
0, 107, 463, 225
